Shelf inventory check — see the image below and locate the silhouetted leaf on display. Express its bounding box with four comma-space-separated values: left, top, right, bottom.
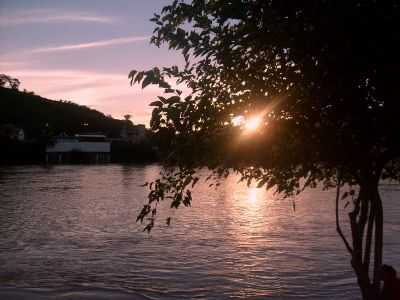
150, 101, 163, 107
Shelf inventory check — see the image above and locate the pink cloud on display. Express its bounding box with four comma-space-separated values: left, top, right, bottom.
30, 36, 150, 54
0, 9, 114, 26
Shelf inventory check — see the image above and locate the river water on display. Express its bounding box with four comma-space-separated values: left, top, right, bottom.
0, 165, 399, 299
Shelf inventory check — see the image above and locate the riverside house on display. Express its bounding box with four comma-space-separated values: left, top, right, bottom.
46, 134, 111, 163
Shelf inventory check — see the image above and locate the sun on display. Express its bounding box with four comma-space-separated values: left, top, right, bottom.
244, 116, 262, 132
231, 114, 264, 133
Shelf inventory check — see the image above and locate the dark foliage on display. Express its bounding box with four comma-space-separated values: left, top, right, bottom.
130, 1, 400, 299
0, 87, 125, 139
0, 140, 44, 165
111, 140, 158, 163
0, 74, 20, 90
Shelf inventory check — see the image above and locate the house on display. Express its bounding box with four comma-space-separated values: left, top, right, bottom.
46, 134, 111, 163
131, 124, 146, 143
120, 124, 147, 144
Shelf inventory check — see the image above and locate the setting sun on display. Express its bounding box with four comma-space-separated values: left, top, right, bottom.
244, 116, 262, 132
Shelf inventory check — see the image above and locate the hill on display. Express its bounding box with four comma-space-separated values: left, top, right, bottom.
0, 86, 125, 139
0, 86, 159, 164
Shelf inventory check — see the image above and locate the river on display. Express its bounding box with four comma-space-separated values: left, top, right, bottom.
0, 165, 399, 299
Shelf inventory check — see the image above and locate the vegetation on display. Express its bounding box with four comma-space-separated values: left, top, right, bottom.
0, 86, 125, 139
111, 140, 158, 163
0, 74, 20, 90
130, 1, 400, 299
1, 84, 157, 164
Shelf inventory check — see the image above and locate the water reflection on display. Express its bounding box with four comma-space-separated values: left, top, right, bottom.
247, 187, 263, 204
221, 178, 271, 241
0, 165, 398, 300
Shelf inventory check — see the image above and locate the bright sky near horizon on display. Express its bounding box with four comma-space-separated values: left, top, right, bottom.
0, 0, 183, 125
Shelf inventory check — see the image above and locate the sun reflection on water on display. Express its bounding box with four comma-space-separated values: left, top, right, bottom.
221, 177, 272, 242
247, 187, 262, 205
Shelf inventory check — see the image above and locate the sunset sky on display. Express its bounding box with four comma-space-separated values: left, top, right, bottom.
0, 0, 183, 125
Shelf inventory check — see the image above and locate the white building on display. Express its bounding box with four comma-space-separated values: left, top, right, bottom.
46, 134, 111, 163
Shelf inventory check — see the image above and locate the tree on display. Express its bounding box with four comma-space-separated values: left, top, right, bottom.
0, 74, 20, 90
0, 87, 126, 139
129, 1, 400, 299
123, 114, 134, 126
124, 114, 132, 122
0, 123, 19, 141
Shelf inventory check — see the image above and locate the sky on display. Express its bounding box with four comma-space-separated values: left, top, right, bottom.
0, 0, 184, 125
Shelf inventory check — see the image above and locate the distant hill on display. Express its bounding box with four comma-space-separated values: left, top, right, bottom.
0, 86, 125, 139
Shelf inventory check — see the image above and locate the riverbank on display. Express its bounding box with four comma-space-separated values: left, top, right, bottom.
0, 140, 159, 165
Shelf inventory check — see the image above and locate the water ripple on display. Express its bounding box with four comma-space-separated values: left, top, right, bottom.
0, 165, 399, 299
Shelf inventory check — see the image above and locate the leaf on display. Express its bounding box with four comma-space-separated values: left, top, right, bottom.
183, 176, 192, 187
143, 221, 154, 233
158, 96, 167, 103
142, 76, 154, 88
128, 70, 136, 77
170, 193, 182, 209
171, 199, 181, 208
257, 177, 268, 188
266, 179, 275, 190
136, 205, 151, 223
128, 70, 137, 85
134, 71, 144, 84
159, 81, 171, 89
166, 96, 181, 104
192, 177, 199, 188
150, 101, 163, 107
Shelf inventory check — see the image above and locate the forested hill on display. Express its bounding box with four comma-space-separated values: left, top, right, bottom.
0, 87, 125, 138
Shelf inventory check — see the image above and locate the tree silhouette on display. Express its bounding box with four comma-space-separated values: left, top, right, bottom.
0, 74, 20, 90
1, 86, 126, 138
130, 1, 400, 299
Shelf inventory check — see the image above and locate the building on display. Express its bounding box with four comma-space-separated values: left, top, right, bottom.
131, 124, 146, 143
120, 124, 147, 144
46, 134, 110, 163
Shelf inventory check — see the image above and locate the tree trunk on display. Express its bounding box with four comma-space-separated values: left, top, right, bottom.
356, 179, 383, 300
336, 172, 383, 300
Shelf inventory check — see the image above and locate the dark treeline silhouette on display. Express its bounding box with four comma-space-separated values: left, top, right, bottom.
0, 86, 158, 164
130, 1, 400, 299
111, 140, 158, 163
1, 86, 124, 138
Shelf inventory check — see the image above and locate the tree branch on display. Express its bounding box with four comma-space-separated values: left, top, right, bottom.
335, 176, 353, 254
363, 199, 374, 275
373, 188, 383, 288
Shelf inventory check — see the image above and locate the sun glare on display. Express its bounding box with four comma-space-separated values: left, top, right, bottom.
244, 116, 262, 132
248, 187, 260, 204
232, 116, 244, 126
